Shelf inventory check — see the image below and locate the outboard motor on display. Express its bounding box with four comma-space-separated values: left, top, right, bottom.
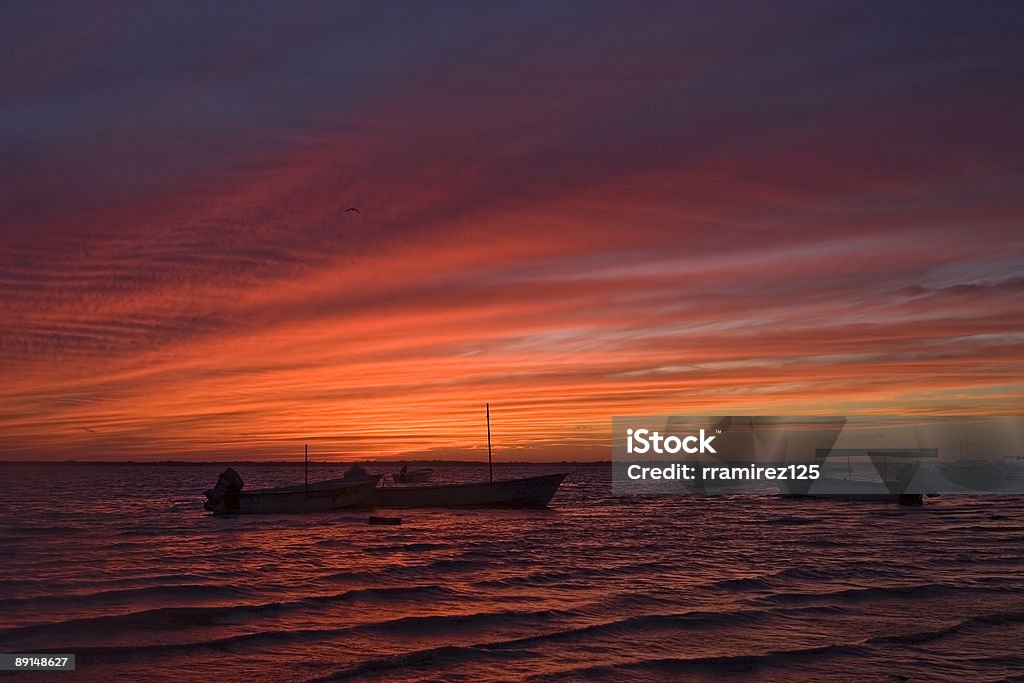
204, 468, 244, 512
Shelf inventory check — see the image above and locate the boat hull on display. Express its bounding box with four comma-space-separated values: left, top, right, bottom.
367, 473, 567, 509
778, 478, 904, 502
208, 476, 380, 515
938, 462, 1024, 492
395, 468, 433, 483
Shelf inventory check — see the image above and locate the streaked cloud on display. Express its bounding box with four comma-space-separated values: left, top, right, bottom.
1, 1, 1022, 459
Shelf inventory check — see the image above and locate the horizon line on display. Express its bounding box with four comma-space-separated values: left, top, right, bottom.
0, 459, 612, 466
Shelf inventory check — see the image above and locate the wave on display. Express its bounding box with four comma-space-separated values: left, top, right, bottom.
531, 609, 1024, 681
474, 564, 835, 594
40, 603, 576, 664
525, 643, 871, 681
736, 515, 818, 526
0, 584, 460, 644
303, 605, 851, 682
474, 569, 577, 588
322, 556, 491, 583
32, 601, 766, 661
465, 557, 687, 587
0, 525, 85, 537
865, 609, 1024, 647
493, 604, 848, 650
0, 583, 255, 610
360, 542, 453, 554
305, 644, 525, 682
57, 604, 1021, 678
752, 582, 992, 606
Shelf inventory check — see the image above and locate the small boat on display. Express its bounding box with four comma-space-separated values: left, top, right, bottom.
368, 405, 566, 508
776, 449, 937, 504
203, 467, 380, 515
778, 477, 905, 502
937, 457, 1024, 492
394, 467, 433, 483
366, 472, 567, 509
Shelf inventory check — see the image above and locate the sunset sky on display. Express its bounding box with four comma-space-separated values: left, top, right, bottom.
2, 2, 1023, 461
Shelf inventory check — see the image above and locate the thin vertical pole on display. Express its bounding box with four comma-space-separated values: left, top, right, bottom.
486, 403, 493, 483
305, 443, 309, 490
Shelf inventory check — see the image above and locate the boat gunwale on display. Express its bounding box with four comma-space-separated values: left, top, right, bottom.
241, 475, 381, 498
378, 472, 567, 492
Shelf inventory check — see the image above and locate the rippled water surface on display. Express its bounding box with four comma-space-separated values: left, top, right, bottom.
2, 463, 1024, 681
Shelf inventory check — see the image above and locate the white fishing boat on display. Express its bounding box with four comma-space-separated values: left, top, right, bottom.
203, 466, 381, 515
368, 472, 567, 508
777, 477, 904, 502
777, 448, 937, 504
937, 457, 1024, 492
370, 404, 566, 508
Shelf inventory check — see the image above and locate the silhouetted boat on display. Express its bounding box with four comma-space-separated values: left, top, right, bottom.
367, 472, 567, 508
366, 404, 565, 508
203, 467, 381, 515
938, 457, 1024, 492
777, 448, 937, 504
394, 467, 433, 483
778, 477, 904, 502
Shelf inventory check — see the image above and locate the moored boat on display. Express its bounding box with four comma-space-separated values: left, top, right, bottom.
937, 457, 1024, 492
777, 477, 904, 502
203, 467, 381, 515
775, 449, 937, 504
367, 472, 567, 509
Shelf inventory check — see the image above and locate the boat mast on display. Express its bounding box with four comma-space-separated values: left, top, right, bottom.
486, 403, 493, 483
305, 443, 309, 491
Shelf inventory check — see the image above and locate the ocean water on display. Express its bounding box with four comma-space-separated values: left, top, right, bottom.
1, 463, 1023, 682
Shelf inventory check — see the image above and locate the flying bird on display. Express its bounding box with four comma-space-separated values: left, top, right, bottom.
345, 207, 361, 214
